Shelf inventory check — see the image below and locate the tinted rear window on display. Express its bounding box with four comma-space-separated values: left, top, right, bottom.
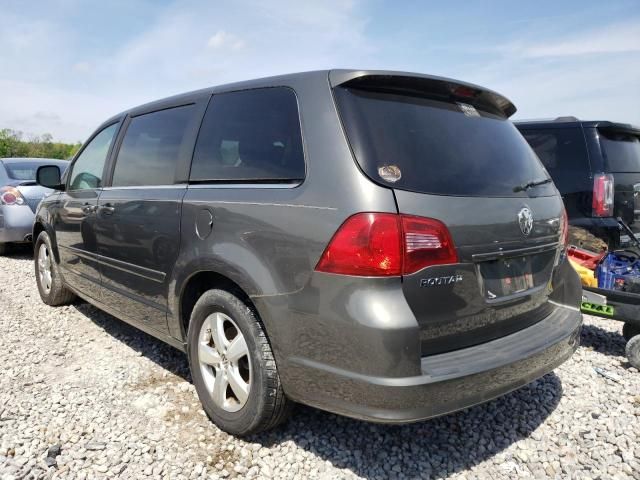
4, 161, 68, 181
519, 127, 590, 194
190, 87, 305, 182
600, 130, 640, 173
334, 87, 553, 197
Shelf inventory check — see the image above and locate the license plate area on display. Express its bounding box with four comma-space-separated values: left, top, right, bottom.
479, 251, 555, 299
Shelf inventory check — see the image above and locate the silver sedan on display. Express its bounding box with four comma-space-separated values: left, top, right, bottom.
0, 158, 69, 255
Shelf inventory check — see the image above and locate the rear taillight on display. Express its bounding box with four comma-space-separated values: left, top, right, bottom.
0, 187, 25, 206
315, 213, 402, 276
315, 213, 458, 277
592, 173, 614, 217
560, 206, 569, 246
401, 215, 458, 273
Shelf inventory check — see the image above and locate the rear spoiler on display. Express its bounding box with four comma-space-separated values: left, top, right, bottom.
596, 122, 640, 137
329, 69, 516, 118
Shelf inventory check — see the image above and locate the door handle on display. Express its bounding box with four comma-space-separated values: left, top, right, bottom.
81, 203, 96, 214
99, 203, 115, 215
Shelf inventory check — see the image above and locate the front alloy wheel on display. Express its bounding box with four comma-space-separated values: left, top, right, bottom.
34, 231, 76, 306
37, 243, 53, 295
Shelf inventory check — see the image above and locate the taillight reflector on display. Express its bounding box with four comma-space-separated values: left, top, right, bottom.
315, 213, 458, 277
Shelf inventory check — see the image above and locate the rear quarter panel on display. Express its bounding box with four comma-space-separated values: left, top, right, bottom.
168, 72, 398, 342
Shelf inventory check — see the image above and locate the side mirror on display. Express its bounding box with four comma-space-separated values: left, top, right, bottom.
36, 165, 65, 190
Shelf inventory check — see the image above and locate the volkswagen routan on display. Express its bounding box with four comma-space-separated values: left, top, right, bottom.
33, 70, 582, 436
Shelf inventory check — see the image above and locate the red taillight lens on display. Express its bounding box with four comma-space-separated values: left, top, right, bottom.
592, 173, 614, 217
315, 213, 457, 277
402, 215, 458, 274
0, 187, 25, 206
315, 213, 402, 276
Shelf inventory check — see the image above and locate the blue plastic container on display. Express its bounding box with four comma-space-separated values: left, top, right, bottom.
596, 252, 640, 292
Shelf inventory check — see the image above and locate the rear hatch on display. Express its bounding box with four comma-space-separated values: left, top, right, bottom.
332, 73, 565, 355
597, 126, 640, 234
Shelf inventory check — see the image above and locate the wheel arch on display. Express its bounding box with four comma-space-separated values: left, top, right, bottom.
32, 220, 60, 263
176, 269, 261, 343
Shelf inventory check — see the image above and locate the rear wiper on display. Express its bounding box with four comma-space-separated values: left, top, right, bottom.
513, 178, 552, 192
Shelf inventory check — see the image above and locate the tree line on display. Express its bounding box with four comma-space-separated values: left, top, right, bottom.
0, 129, 81, 160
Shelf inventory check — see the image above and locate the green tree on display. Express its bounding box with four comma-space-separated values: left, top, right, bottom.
0, 129, 80, 160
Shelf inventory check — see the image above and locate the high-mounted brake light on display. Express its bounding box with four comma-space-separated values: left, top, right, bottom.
592, 173, 614, 217
0, 187, 25, 206
451, 85, 478, 99
315, 213, 458, 277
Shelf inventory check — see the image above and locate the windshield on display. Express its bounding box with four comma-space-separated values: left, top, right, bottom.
600, 130, 640, 173
3, 161, 68, 181
334, 87, 554, 197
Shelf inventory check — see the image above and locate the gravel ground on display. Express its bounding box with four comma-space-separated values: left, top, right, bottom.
0, 247, 638, 480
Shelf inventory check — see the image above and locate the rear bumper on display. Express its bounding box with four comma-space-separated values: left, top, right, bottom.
283, 304, 581, 423
0, 205, 34, 243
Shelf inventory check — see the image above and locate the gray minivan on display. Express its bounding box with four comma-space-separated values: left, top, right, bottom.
33, 70, 582, 436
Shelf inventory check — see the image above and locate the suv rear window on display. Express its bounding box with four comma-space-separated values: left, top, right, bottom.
600, 130, 640, 173
519, 127, 590, 194
334, 87, 553, 197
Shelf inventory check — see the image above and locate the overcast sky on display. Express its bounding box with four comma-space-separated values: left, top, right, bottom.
1, 0, 639, 143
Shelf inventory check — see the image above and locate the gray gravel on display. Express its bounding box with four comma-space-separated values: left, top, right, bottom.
0, 246, 638, 479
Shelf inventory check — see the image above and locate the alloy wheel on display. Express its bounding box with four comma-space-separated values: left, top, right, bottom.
198, 312, 251, 412
38, 244, 52, 295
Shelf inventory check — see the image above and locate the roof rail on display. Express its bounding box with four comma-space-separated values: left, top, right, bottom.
555, 116, 579, 122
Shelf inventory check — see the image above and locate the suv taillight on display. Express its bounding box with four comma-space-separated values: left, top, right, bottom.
560, 206, 569, 246
592, 173, 614, 217
0, 187, 25, 206
315, 213, 458, 276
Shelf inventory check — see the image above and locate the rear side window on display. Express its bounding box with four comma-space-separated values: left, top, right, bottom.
4, 161, 69, 181
112, 104, 197, 187
334, 87, 553, 197
600, 130, 640, 173
520, 127, 590, 193
190, 87, 304, 182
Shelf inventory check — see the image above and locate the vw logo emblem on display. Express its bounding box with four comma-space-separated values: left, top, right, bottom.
517, 206, 534, 236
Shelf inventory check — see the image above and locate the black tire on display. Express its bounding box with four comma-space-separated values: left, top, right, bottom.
0, 242, 8, 256
187, 289, 292, 436
34, 231, 76, 306
622, 322, 640, 342
625, 334, 640, 370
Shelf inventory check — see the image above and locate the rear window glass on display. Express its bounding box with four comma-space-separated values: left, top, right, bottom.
519, 127, 590, 194
190, 87, 305, 182
5, 161, 68, 181
334, 87, 553, 197
600, 130, 640, 173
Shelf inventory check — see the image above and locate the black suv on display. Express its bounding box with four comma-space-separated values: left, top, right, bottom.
33, 70, 581, 436
516, 118, 640, 248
